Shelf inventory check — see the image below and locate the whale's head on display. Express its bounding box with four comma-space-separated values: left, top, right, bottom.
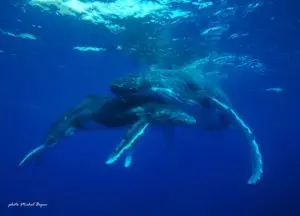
110, 73, 150, 96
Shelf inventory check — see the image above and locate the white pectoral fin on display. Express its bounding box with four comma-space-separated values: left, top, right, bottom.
19, 145, 46, 167
210, 97, 263, 184
124, 152, 133, 168
105, 120, 150, 165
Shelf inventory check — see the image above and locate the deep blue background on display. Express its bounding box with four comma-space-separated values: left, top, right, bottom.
1, 1, 300, 215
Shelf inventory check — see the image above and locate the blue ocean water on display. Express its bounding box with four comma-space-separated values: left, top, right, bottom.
1, 0, 300, 215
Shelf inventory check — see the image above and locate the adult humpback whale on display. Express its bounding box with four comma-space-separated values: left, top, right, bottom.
108, 70, 263, 185
18, 94, 196, 168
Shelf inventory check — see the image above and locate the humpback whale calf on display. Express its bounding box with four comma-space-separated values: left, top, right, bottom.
109, 70, 263, 184
19, 94, 196, 168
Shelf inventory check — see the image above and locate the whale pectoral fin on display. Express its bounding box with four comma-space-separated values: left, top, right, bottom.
19, 145, 47, 167
124, 151, 133, 168
210, 97, 263, 184
106, 119, 150, 165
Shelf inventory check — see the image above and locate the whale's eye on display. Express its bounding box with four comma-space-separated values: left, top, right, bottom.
47, 136, 57, 146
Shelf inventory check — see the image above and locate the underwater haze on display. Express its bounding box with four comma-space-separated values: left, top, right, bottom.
1, 0, 300, 216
